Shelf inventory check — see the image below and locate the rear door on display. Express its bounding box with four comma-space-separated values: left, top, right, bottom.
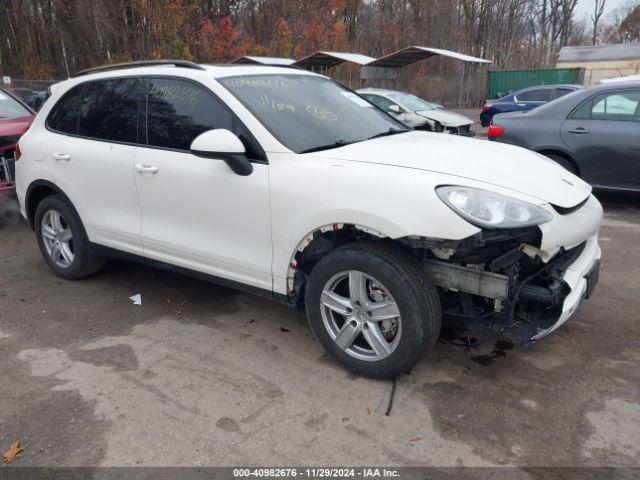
44, 78, 143, 254
560, 88, 640, 189
133, 77, 272, 291
513, 88, 553, 112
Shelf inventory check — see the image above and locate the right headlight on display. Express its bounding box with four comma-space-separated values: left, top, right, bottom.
435, 185, 553, 229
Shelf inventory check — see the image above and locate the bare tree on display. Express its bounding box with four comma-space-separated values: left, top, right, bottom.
592, 0, 606, 44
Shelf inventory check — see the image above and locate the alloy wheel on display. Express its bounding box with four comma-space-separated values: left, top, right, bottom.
41, 209, 75, 268
320, 270, 402, 361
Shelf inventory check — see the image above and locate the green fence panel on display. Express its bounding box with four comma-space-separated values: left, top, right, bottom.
486, 68, 585, 99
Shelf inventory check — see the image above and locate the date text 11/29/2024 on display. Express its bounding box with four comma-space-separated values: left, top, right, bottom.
233, 468, 400, 478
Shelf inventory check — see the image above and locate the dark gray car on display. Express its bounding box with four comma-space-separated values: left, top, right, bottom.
489, 81, 640, 192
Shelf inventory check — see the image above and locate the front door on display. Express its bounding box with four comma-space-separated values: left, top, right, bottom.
561, 88, 640, 189
133, 77, 272, 291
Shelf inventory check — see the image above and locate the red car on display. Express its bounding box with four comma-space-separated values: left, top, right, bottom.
0, 88, 35, 195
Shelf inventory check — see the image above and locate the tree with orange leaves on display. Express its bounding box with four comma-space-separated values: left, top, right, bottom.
199, 16, 249, 63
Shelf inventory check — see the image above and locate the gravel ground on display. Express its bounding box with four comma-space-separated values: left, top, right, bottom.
0, 191, 639, 470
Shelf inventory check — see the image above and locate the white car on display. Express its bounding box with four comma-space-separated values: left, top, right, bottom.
358, 88, 475, 136
15, 61, 602, 379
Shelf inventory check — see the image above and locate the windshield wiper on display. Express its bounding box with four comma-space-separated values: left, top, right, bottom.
367, 128, 409, 140
300, 129, 408, 154
300, 139, 350, 154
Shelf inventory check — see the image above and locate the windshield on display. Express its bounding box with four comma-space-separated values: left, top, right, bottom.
0, 91, 31, 119
221, 74, 407, 153
389, 92, 435, 112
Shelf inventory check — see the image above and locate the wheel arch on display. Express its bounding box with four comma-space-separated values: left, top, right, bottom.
285, 223, 414, 307
25, 180, 84, 233
535, 148, 581, 176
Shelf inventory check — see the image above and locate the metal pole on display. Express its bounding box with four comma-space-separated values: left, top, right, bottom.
458, 63, 465, 107
465, 63, 471, 105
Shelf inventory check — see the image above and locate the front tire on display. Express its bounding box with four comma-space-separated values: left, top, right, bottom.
35, 195, 105, 279
305, 243, 441, 379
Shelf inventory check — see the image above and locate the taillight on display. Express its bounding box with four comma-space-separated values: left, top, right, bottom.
482, 103, 492, 113
487, 125, 505, 139
14, 142, 22, 161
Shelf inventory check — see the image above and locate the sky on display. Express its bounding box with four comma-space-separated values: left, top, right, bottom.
573, 0, 634, 21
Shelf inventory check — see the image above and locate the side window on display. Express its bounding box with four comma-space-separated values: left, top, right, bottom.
555, 88, 574, 99
363, 94, 395, 111
516, 89, 552, 102
78, 78, 140, 143
46, 85, 84, 135
570, 90, 640, 121
145, 78, 233, 151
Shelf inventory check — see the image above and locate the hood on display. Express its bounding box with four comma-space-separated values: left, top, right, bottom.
415, 109, 473, 127
0, 115, 33, 138
309, 131, 591, 208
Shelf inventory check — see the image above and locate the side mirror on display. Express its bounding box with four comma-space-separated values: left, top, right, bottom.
388, 104, 402, 114
190, 129, 253, 176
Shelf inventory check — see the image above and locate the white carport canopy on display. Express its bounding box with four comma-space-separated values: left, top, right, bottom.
293, 51, 377, 70
366, 46, 491, 69
362, 46, 491, 105
230, 56, 295, 66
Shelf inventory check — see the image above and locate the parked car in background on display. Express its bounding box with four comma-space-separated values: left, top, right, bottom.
358, 88, 475, 136
489, 81, 640, 192
0, 89, 35, 195
16, 61, 602, 379
481, 84, 583, 127
7, 88, 47, 111
8, 88, 47, 111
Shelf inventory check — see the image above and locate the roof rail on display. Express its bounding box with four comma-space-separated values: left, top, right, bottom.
72, 60, 206, 78
204, 63, 304, 70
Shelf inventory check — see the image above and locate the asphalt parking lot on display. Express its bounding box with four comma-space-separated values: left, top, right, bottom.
1, 191, 639, 469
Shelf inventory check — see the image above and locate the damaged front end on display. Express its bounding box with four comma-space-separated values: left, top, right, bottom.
402, 225, 600, 345
414, 119, 475, 137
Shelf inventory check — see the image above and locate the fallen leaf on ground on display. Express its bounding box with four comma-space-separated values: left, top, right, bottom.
3, 442, 23, 463
442, 421, 459, 433
409, 437, 422, 443
366, 408, 371, 415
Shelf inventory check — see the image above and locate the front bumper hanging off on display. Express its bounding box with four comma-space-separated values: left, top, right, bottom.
422, 234, 601, 344
530, 235, 600, 341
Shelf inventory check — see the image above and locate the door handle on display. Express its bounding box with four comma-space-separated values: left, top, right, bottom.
135, 163, 159, 174
52, 153, 71, 161
568, 128, 590, 134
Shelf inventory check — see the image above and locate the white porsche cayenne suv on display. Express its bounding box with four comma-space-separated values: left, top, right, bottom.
15, 60, 602, 379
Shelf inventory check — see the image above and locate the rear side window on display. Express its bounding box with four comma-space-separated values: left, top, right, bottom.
145, 78, 233, 151
570, 90, 640, 121
78, 78, 140, 143
555, 88, 574, 99
46, 85, 84, 134
47, 79, 140, 142
516, 89, 552, 102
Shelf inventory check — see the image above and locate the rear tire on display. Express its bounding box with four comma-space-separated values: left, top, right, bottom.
305, 242, 441, 379
546, 154, 578, 176
35, 195, 105, 279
